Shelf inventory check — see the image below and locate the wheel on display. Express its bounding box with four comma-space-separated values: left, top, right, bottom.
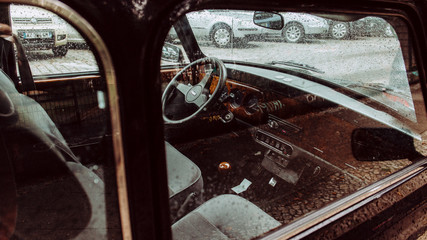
211, 25, 233, 48
162, 57, 227, 124
282, 23, 305, 43
52, 45, 68, 57
330, 21, 349, 40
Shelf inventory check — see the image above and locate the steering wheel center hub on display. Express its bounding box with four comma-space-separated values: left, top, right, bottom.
185, 85, 203, 102
162, 57, 226, 124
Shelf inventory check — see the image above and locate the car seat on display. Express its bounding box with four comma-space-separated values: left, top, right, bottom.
166, 141, 203, 221
172, 194, 281, 240
0, 68, 110, 239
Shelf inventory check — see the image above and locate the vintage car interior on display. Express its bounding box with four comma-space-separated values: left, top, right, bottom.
160, 9, 427, 240
0, 0, 426, 240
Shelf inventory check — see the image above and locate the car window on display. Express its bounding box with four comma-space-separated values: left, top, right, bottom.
0, 4, 122, 239
160, 9, 426, 239
10, 4, 97, 78
186, 10, 415, 122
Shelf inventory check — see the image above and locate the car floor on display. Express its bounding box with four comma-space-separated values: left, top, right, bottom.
172, 111, 414, 225
174, 126, 336, 224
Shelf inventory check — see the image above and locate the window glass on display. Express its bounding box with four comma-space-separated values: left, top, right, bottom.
0, 4, 121, 239
186, 10, 415, 122
10, 4, 98, 77
160, 9, 425, 239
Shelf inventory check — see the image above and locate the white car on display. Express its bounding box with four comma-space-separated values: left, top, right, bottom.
10, 4, 68, 56
263, 12, 329, 43
65, 22, 88, 48
185, 10, 266, 47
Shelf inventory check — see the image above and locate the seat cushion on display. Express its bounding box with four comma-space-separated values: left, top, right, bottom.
166, 142, 203, 218
13, 162, 110, 239
172, 194, 281, 240
172, 212, 229, 240
166, 142, 202, 198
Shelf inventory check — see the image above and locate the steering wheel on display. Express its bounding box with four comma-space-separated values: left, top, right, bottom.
162, 57, 227, 124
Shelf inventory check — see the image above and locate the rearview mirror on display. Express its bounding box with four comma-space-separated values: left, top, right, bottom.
253, 11, 284, 30
161, 43, 183, 63
351, 128, 421, 161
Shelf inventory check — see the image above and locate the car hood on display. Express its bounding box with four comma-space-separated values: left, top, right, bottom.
10, 5, 54, 19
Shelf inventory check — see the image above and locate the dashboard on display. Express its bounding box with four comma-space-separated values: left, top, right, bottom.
216, 69, 351, 185
160, 63, 414, 185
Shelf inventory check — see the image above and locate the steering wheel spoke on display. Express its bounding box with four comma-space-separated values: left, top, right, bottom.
176, 83, 192, 95
198, 69, 213, 89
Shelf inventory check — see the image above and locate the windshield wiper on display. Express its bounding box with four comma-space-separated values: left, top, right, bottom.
345, 82, 407, 96
269, 61, 325, 74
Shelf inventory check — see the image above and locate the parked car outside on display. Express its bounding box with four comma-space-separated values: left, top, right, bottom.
329, 17, 396, 40
352, 16, 396, 37
10, 4, 68, 56
66, 23, 87, 48
262, 12, 329, 43
184, 10, 266, 47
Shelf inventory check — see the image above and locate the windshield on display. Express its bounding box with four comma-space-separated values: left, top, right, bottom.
165, 10, 416, 122
160, 8, 426, 239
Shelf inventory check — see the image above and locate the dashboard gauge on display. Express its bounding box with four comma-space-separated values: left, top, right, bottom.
244, 94, 259, 114
306, 94, 317, 103
230, 89, 244, 108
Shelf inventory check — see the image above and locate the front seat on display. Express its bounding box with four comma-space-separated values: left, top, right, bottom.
0, 67, 115, 239
172, 194, 281, 240
166, 141, 203, 220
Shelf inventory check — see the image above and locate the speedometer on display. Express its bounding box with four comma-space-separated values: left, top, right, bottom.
230, 89, 244, 108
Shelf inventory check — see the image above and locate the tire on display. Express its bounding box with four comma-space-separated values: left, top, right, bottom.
211, 24, 233, 48
282, 23, 305, 43
330, 21, 349, 40
52, 45, 68, 57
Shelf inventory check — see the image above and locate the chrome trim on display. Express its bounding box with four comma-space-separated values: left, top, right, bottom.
0, 1, 131, 239
261, 158, 427, 240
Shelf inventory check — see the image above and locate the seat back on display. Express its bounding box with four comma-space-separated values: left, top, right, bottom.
0, 69, 109, 239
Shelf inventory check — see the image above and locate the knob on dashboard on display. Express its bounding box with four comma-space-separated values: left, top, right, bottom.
218, 162, 231, 173
268, 119, 279, 129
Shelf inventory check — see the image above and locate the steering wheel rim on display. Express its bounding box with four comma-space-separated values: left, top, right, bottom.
162, 57, 227, 124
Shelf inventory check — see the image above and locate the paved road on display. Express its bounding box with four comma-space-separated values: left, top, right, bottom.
26, 48, 98, 76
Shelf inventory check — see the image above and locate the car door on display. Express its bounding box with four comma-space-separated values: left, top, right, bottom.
186, 10, 212, 38
0, 2, 124, 239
